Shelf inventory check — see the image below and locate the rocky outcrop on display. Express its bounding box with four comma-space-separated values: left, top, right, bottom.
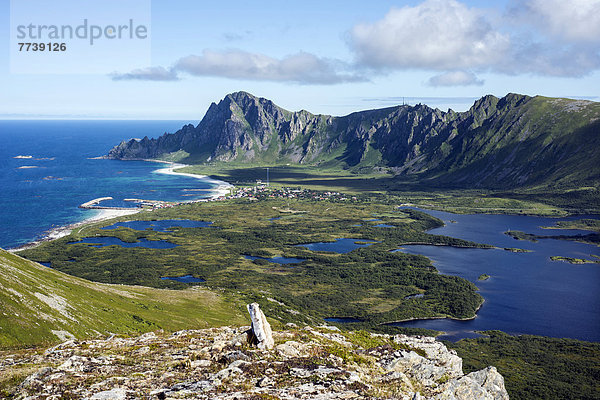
4, 326, 509, 399
247, 302, 274, 350
106, 91, 600, 189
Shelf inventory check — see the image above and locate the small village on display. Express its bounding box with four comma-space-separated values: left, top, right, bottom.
79, 182, 359, 213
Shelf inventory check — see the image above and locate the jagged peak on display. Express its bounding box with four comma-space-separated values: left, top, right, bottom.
221, 91, 288, 116
502, 92, 531, 102
226, 90, 258, 101
470, 94, 499, 111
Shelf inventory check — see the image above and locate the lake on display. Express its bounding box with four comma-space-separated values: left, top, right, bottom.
392, 208, 600, 342
296, 238, 378, 253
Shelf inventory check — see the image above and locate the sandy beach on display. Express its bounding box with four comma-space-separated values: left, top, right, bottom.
151, 161, 233, 199
8, 208, 140, 253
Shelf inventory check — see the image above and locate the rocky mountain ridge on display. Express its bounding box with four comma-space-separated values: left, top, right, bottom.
4, 323, 508, 399
107, 91, 600, 189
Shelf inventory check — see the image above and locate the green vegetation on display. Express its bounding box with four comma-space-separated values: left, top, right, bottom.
17, 194, 488, 332
393, 194, 567, 216
506, 229, 600, 246
543, 218, 600, 232
477, 274, 490, 281
182, 164, 395, 194
550, 256, 599, 264
505, 230, 539, 242
448, 331, 600, 400
0, 249, 246, 348
184, 163, 594, 216
503, 248, 532, 253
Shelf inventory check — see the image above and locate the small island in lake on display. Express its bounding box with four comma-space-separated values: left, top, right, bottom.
550, 256, 600, 265
504, 247, 532, 253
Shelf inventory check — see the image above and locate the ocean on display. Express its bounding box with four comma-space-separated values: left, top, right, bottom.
0, 120, 223, 249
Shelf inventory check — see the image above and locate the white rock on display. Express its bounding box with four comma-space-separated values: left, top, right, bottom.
276, 341, 302, 358
247, 303, 274, 350
90, 388, 127, 400
191, 359, 211, 368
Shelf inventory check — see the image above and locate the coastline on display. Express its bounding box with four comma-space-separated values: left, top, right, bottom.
8, 208, 140, 253
382, 298, 484, 325
8, 160, 234, 253
148, 160, 233, 199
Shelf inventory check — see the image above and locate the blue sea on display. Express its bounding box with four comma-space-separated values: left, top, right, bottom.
0, 120, 221, 249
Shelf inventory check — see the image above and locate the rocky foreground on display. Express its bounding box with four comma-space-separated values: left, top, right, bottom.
2, 321, 508, 399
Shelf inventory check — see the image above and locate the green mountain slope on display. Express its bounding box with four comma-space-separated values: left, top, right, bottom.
107, 92, 600, 190
0, 249, 245, 348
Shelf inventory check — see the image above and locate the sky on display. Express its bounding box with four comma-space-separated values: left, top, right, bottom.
1, 0, 599, 120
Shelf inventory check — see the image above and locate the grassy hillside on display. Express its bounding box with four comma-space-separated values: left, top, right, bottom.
0, 249, 246, 348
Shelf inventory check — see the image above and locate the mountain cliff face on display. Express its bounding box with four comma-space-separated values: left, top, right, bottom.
107, 91, 600, 189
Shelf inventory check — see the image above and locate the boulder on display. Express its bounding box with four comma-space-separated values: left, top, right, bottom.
247, 303, 274, 350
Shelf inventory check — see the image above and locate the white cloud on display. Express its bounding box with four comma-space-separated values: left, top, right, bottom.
111, 66, 179, 81
349, 0, 600, 81
519, 0, 600, 43
111, 1, 600, 87
428, 71, 484, 87
350, 0, 510, 70
174, 50, 365, 84
111, 50, 365, 85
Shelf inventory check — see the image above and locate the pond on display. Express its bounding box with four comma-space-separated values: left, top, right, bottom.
244, 255, 306, 264
161, 275, 205, 283
296, 238, 378, 254
102, 219, 212, 232
69, 236, 178, 249
324, 317, 364, 323
391, 208, 600, 342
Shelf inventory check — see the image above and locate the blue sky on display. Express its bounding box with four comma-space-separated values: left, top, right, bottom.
1, 0, 599, 119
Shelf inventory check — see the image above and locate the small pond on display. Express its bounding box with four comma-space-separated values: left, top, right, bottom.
161, 275, 205, 283
295, 238, 377, 254
102, 219, 212, 232
324, 317, 364, 323
245, 255, 306, 264
69, 236, 178, 249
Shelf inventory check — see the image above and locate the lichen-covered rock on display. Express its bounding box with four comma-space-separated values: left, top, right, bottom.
4, 327, 508, 399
